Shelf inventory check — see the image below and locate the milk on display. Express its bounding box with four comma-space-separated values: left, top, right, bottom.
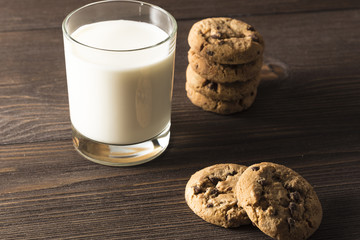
64, 20, 175, 144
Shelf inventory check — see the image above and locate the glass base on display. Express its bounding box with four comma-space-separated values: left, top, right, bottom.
71, 124, 170, 166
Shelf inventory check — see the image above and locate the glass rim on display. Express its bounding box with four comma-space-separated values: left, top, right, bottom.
62, 0, 177, 52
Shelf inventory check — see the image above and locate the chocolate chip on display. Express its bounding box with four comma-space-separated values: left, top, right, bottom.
284, 183, 295, 192
257, 177, 266, 186
208, 176, 221, 185
272, 209, 278, 216
207, 82, 218, 92
290, 191, 300, 202
206, 203, 214, 208
272, 174, 281, 182
193, 186, 202, 194
227, 187, 232, 191
227, 170, 238, 176
210, 188, 219, 197
247, 25, 255, 31
251, 166, 260, 171
206, 50, 214, 56
260, 199, 269, 211
219, 40, 225, 45
211, 32, 222, 39
289, 202, 297, 215
306, 219, 314, 228
202, 80, 211, 87
203, 80, 218, 92
288, 217, 296, 227
250, 34, 259, 43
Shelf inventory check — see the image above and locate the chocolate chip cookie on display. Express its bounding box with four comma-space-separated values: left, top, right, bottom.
186, 65, 260, 101
185, 164, 250, 228
188, 17, 264, 64
236, 162, 323, 240
188, 49, 263, 83
186, 81, 257, 115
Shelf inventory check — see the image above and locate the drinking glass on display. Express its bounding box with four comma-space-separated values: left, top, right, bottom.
62, 0, 177, 166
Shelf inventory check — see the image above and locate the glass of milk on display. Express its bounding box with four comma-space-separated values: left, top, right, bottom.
62, 0, 177, 166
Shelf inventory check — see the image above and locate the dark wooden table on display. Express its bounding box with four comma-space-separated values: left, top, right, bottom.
1, 0, 360, 239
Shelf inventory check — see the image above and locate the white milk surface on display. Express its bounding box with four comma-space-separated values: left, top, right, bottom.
64, 20, 175, 144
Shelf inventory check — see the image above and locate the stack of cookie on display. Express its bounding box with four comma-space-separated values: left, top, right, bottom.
186, 17, 265, 114
185, 162, 323, 240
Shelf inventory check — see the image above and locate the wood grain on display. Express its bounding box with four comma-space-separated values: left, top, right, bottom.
0, 0, 359, 32
1, 9, 359, 145
0, 28, 69, 144
0, 141, 359, 239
